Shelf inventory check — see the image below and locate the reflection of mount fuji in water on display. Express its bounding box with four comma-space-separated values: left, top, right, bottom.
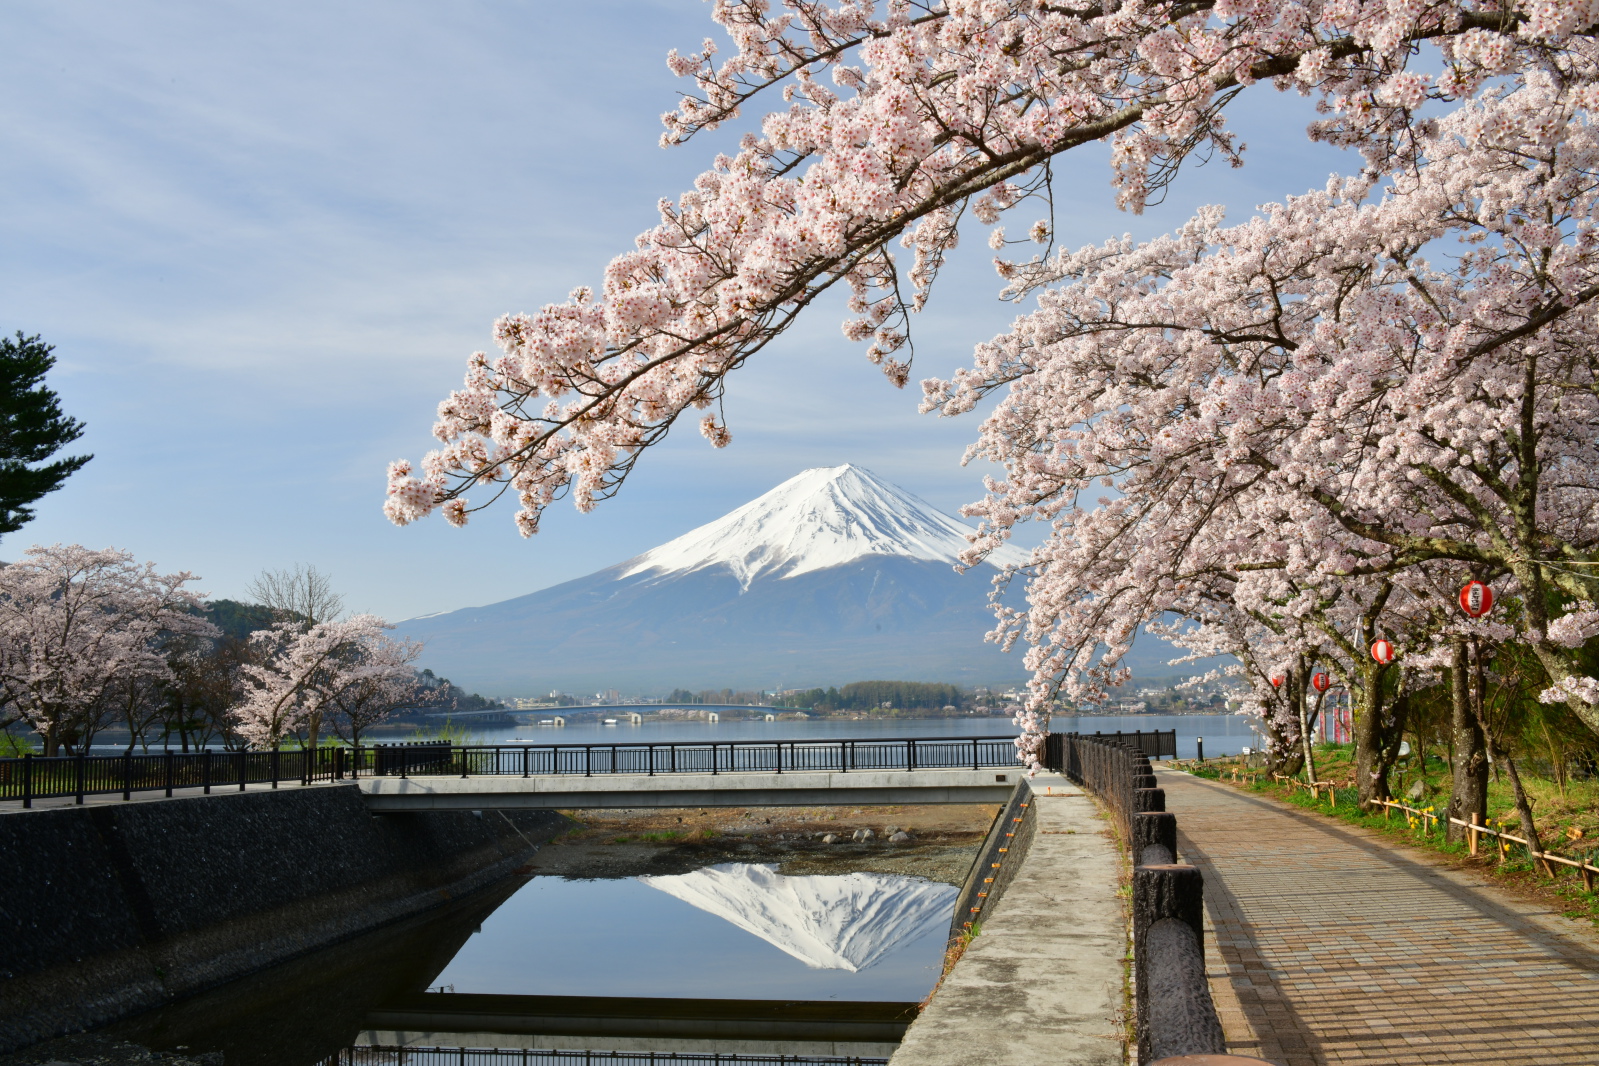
637, 864, 957, 972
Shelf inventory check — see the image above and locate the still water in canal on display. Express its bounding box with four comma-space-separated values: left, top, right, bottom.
111, 851, 966, 1065
432, 866, 954, 1002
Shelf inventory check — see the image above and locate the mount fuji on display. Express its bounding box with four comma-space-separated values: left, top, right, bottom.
396, 464, 1035, 694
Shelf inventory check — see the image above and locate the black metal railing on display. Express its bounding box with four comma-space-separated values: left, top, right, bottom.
1045, 729, 1177, 763
0, 746, 349, 808
323, 1048, 887, 1066
369, 736, 1022, 778
0, 730, 1176, 807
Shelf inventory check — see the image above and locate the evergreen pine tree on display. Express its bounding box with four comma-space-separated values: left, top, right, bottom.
0, 333, 90, 536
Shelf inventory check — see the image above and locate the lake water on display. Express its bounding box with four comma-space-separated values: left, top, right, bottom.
390, 712, 1259, 761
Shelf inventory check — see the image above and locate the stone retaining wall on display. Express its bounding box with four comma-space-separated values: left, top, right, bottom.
0, 785, 569, 1053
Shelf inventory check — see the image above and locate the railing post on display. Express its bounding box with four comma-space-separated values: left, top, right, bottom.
22, 752, 32, 809
165, 749, 175, 797
585, 745, 592, 778
271, 748, 280, 789
1197, 736, 1205, 762
122, 752, 132, 801
203, 748, 211, 794
461, 746, 470, 779
75, 751, 85, 805
523, 745, 530, 778
1133, 811, 1178, 865
239, 750, 247, 792
972, 736, 979, 771
1134, 863, 1222, 1063
908, 738, 916, 772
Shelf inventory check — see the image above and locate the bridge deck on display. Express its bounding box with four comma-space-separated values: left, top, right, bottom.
1163, 769, 1599, 1065
357, 768, 1020, 809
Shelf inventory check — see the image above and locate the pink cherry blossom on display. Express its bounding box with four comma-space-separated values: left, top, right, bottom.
0, 544, 212, 755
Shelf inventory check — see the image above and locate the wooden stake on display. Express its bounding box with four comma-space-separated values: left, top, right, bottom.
1469, 812, 1480, 857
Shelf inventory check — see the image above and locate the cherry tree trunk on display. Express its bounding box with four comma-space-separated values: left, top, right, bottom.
1354, 663, 1402, 807
1446, 639, 1488, 843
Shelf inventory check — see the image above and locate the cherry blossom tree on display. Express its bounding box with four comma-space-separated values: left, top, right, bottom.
384, 3, 1599, 783
0, 544, 212, 755
920, 75, 1599, 792
230, 615, 422, 749
388, 1, 1596, 535
324, 632, 439, 746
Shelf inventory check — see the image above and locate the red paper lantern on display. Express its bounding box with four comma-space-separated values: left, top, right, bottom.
1371, 639, 1396, 664
1459, 580, 1494, 618
1270, 676, 1284, 688
1312, 672, 1330, 693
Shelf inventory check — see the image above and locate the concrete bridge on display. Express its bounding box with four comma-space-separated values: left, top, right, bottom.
357, 767, 1020, 810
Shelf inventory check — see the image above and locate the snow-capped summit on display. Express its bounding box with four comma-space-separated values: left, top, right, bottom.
638, 864, 956, 972
622, 464, 1028, 589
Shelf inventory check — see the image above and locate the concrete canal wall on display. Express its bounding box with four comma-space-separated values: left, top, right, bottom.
0, 784, 569, 1053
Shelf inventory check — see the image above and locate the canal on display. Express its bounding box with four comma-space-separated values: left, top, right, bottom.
51, 717, 1243, 1066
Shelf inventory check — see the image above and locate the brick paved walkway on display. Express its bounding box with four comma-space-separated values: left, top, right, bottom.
1161, 770, 1599, 1065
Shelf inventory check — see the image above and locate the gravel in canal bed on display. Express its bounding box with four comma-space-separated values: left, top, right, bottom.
525, 802, 998, 883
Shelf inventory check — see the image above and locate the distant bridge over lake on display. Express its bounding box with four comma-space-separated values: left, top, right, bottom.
435, 703, 807, 718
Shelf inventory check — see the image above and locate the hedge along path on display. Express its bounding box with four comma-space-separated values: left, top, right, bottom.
1159, 770, 1599, 1066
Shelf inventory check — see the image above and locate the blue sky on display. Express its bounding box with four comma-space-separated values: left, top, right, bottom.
3, 1, 1356, 621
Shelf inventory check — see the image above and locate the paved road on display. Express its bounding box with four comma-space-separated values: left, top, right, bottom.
1162, 770, 1599, 1065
